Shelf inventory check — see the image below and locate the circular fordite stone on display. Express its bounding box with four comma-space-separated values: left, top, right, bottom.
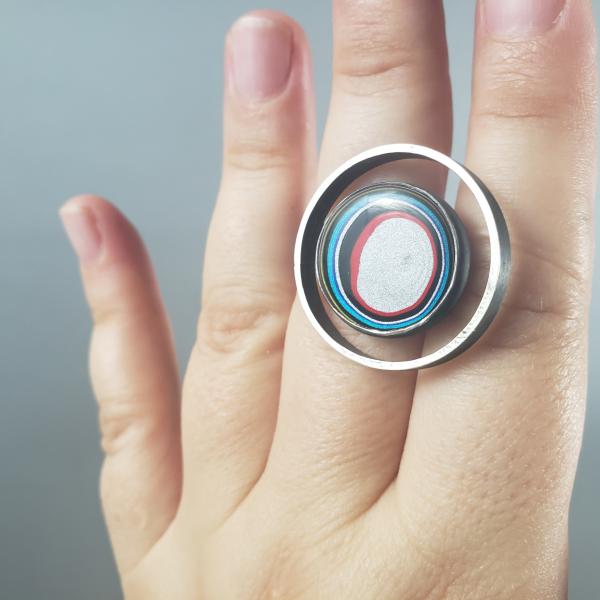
316, 182, 470, 337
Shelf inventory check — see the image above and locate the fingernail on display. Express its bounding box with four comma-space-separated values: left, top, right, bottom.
483, 0, 566, 37
60, 202, 102, 264
228, 15, 293, 101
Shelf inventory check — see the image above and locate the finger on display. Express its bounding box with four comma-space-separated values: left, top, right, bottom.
398, 0, 597, 577
268, 0, 452, 517
179, 11, 316, 526
60, 195, 181, 575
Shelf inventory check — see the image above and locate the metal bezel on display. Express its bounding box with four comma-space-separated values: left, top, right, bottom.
294, 144, 511, 370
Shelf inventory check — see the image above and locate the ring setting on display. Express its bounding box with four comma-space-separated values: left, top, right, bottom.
295, 144, 511, 370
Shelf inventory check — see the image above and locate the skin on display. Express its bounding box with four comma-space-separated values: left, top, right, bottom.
61, 1, 597, 598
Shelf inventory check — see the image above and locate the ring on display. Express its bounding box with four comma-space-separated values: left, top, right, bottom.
294, 144, 511, 370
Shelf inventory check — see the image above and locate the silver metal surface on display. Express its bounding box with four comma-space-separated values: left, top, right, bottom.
294, 143, 511, 370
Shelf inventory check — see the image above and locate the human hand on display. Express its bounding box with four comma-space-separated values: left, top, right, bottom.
60, 1, 597, 598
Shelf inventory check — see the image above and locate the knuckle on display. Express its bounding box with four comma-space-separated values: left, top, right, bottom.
97, 395, 149, 455
197, 283, 290, 357
335, 46, 420, 90
90, 301, 126, 329
335, 59, 437, 98
225, 136, 294, 174
90, 292, 159, 332
334, 11, 445, 97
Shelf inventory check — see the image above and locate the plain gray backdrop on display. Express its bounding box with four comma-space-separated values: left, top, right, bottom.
1, 1, 599, 598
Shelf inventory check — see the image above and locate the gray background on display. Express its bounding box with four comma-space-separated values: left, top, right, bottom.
1, 1, 598, 598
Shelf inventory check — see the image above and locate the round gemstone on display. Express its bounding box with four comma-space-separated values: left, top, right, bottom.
316, 182, 469, 337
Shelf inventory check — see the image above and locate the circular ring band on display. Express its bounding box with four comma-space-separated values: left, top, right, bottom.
294, 144, 511, 370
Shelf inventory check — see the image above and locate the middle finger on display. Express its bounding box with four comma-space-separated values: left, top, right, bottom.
267, 0, 453, 519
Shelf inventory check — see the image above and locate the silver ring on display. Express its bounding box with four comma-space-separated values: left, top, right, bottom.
294, 144, 511, 370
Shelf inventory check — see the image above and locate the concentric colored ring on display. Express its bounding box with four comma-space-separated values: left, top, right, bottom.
316, 182, 470, 337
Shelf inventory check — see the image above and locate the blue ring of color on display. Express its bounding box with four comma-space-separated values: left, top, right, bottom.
324, 190, 451, 331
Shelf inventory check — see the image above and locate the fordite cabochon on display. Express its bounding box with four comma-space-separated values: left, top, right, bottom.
316, 182, 470, 337
295, 144, 511, 371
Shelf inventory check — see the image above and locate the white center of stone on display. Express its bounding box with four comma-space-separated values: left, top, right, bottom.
356, 217, 435, 314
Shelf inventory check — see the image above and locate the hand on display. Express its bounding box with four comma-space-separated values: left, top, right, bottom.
60, 2, 597, 598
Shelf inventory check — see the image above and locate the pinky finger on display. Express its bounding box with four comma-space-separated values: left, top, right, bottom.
60, 195, 181, 575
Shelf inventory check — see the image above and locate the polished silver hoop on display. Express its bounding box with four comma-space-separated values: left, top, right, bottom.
294, 144, 511, 370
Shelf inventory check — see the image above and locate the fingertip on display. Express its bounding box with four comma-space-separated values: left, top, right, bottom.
227, 9, 307, 44
219, 8, 316, 188
61, 192, 109, 212
59, 195, 105, 266
224, 9, 312, 106
476, 0, 597, 48
60, 194, 148, 269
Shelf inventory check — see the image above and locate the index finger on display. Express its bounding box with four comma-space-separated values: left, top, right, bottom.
398, 0, 597, 576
